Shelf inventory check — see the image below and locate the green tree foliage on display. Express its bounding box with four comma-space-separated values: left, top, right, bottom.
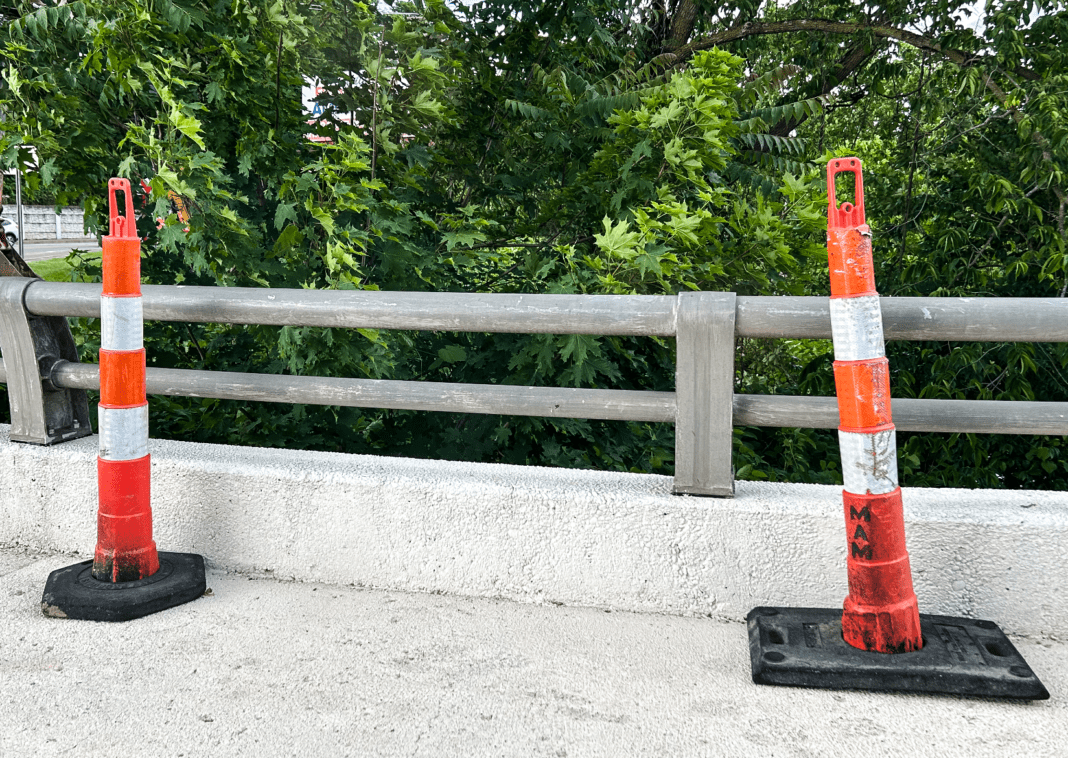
718, 2, 1068, 488
0, 0, 1065, 489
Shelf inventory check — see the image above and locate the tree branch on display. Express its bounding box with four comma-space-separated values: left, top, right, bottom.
769, 40, 881, 138
684, 16, 1065, 264
679, 19, 1039, 82
274, 28, 283, 131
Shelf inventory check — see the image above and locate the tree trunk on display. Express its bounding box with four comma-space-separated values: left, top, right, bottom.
663, 0, 699, 52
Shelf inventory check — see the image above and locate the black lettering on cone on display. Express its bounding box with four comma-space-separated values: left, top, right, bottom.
849, 504, 873, 560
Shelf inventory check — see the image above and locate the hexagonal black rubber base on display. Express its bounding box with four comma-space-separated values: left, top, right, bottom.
747, 606, 1049, 700
41, 552, 206, 622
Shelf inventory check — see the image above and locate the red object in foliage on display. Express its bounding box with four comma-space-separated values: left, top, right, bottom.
827, 158, 923, 654
92, 178, 160, 583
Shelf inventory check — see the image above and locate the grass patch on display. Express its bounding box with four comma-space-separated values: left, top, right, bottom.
28, 249, 101, 282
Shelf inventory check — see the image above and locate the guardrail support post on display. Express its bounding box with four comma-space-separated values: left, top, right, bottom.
674, 291, 736, 497
0, 273, 92, 445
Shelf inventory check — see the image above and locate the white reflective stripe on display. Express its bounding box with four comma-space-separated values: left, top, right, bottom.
830, 295, 884, 362
101, 297, 144, 352
838, 429, 899, 495
98, 405, 149, 461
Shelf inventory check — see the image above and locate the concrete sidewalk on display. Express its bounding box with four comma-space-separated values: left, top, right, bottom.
1, 546, 1065, 757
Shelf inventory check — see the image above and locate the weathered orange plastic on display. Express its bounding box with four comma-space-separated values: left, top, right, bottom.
833, 358, 893, 431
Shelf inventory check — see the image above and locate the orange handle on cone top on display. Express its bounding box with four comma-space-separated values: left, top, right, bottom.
107, 178, 138, 239
827, 157, 866, 230
826, 158, 876, 298
102, 179, 141, 297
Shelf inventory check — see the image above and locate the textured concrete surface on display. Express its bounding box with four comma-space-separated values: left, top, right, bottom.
0, 543, 39, 577
0, 546, 1066, 757
2, 423, 1067, 638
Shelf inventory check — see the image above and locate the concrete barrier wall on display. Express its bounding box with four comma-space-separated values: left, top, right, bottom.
1, 423, 1065, 636
7, 206, 95, 241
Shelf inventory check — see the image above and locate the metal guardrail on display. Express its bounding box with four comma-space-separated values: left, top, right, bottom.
21, 282, 1068, 342
2, 278, 1067, 496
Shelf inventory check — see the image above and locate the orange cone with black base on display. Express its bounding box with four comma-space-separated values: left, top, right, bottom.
744, 158, 1048, 699
41, 178, 205, 622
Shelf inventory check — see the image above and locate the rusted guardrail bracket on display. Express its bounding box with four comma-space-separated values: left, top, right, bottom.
0, 270, 92, 445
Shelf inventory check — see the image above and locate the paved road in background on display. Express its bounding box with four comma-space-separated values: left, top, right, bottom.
1, 545, 1065, 757
14, 238, 100, 262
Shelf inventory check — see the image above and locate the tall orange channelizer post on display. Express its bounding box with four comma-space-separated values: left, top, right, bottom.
94, 178, 159, 582
744, 158, 1049, 699
41, 178, 206, 622
825, 159, 922, 653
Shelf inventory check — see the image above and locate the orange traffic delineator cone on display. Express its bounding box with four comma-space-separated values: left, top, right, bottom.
41, 178, 205, 622
745, 158, 1048, 699
825, 159, 922, 654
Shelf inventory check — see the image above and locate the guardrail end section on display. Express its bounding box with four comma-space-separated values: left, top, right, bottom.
0, 277, 93, 444
673, 291, 737, 498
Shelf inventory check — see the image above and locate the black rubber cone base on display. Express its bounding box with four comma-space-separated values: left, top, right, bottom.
41, 552, 206, 622
747, 607, 1049, 700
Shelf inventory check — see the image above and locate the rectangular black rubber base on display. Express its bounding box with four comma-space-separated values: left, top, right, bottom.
747, 606, 1049, 700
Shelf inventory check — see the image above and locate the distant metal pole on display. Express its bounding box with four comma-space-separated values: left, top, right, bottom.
15, 168, 24, 259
